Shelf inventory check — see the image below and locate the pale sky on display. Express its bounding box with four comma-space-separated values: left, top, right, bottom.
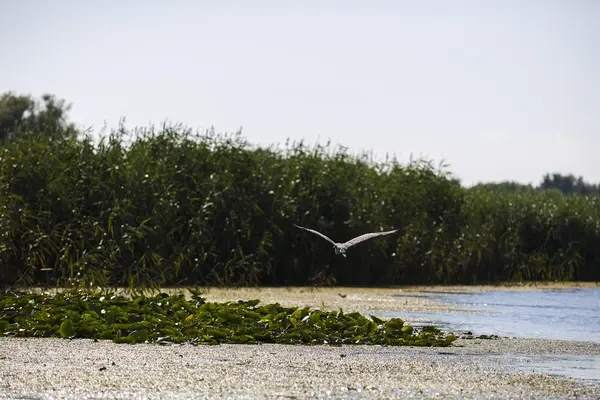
1, 0, 598, 186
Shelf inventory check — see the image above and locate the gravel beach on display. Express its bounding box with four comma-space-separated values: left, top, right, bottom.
1, 284, 599, 399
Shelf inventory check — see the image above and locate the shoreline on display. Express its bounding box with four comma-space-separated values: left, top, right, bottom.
1, 336, 598, 399
1, 284, 599, 398
192, 282, 600, 316
19, 281, 598, 318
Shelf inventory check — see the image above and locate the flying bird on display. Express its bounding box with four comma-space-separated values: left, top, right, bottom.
294, 224, 398, 257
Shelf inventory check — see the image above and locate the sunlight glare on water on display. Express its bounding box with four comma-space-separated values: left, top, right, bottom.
379, 288, 600, 385
384, 288, 600, 343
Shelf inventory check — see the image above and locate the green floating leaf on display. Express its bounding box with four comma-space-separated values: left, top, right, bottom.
207, 328, 229, 339
401, 326, 413, 335
0, 320, 11, 332
0, 289, 458, 347
100, 329, 114, 339
243, 310, 261, 320
113, 336, 136, 344
174, 310, 188, 321
218, 309, 242, 323
59, 319, 74, 338
241, 299, 260, 307
384, 318, 404, 330
230, 334, 255, 344
187, 288, 205, 302
128, 329, 149, 343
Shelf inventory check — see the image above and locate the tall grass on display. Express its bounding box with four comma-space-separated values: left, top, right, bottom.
0, 124, 598, 288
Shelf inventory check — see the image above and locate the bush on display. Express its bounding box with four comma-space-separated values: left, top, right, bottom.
0, 124, 598, 288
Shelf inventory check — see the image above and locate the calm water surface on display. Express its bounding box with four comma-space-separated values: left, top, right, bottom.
385, 288, 600, 343
379, 287, 600, 384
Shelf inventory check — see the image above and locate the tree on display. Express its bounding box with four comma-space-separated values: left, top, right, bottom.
472, 181, 534, 192
540, 173, 599, 195
0, 92, 76, 143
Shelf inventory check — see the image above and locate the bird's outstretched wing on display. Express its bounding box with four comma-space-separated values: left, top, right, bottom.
340, 229, 398, 249
294, 224, 336, 245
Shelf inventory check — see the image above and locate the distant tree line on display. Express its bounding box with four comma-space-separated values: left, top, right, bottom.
540, 173, 599, 195
473, 174, 599, 196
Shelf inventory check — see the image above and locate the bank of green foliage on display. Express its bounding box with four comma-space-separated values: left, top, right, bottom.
0, 288, 456, 346
0, 125, 598, 287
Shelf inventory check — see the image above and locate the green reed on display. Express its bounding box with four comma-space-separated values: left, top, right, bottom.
0, 124, 598, 288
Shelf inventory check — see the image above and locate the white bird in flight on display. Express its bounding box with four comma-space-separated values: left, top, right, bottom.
294, 224, 398, 257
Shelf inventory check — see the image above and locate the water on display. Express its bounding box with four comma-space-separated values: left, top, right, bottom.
384, 288, 600, 343
507, 354, 600, 383
378, 287, 600, 384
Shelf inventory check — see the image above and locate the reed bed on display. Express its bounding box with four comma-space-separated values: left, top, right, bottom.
0, 125, 598, 288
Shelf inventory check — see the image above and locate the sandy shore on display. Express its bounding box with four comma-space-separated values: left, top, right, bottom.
1, 337, 598, 399
1, 284, 599, 399
186, 282, 600, 317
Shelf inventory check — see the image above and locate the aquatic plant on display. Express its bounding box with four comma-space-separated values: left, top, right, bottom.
0, 124, 598, 287
0, 289, 457, 346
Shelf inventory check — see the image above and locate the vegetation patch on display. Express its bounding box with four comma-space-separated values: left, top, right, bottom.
1, 92, 598, 288
0, 288, 456, 346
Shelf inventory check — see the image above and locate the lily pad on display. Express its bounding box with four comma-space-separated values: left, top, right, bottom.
0, 288, 458, 347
